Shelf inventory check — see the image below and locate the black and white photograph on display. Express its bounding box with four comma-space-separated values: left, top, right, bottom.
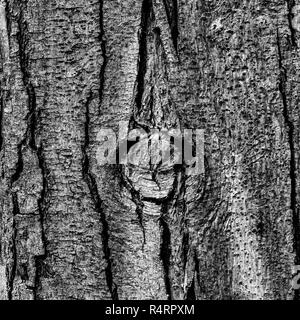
0, 0, 300, 305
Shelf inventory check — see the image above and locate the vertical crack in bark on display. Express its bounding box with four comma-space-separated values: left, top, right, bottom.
182, 230, 189, 274
33, 145, 47, 299
7, 192, 18, 300
26, 85, 38, 151
162, 0, 179, 52
133, 0, 152, 118
159, 214, 172, 300
139, 165, 182, 299
7, 3, 26, 184
179, 169, 193, 299
286, 0, 298, 48
277, 31, 300, 300
11, 4, 35, 184
159, 165, 182, 300
182, 228, 194, 299
0, 94, 3, 152
181, 170, 188, 263
99, 0, 107, 114
10, 140, 24, 184
193, 252, 200, 298
9, 2, 47, 299
186, 280, 196, 300
82, 93, 118, 300
16, 4, 38, 151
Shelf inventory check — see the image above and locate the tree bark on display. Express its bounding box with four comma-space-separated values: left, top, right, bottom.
0, 0, 299, 300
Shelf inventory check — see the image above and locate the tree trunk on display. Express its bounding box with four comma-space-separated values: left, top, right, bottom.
0, 0, 299, 300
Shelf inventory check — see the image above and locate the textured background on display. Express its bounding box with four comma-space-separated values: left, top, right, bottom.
0, 0, 300, 300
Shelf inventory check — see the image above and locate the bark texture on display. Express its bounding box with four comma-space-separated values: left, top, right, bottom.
0, 0, 300, 300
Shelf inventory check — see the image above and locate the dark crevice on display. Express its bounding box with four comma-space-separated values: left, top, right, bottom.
128, 117, 152, 134
182, 231, 189, 272
162, 0, 179, 52
180, 168, 191, 300
18, 264, 28, 281
159, 216, 172, 300
143, 196, 168, 205
10, 139, 25, 185
82, 93, 118, 300
286, 0, 298, 48
277, 31, 299, 300
158, 168, 184, 300
26, 85, 38, 151
180, 165, 188, 268
33, 145, 48, 299
194, 252, 200, 297
143, 165, 183, 300
8, 193, 18, 300
129, 0, 156, 133
17, 8, 30, 86
16, 7, 38, 151
99, 0, 107, 114
11, 4, 36, 185
186, 280, 196, 300
9, 5, 28, 185
0, 94, 4, 152
10, 2, 47, 299
132, 0, 153, 121
135, 205, 145, 248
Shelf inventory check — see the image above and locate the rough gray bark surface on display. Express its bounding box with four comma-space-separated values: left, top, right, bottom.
0, 0, 299, 300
